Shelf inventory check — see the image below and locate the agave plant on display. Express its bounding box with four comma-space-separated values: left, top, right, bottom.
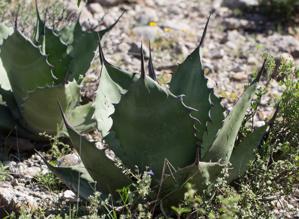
0, 3, 122, 140
44, 15, 277, 207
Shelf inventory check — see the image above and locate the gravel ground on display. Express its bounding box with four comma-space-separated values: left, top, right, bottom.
0, 0, 298, 217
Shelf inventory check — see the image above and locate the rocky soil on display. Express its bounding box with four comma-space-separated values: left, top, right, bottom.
0, 0, 298, 217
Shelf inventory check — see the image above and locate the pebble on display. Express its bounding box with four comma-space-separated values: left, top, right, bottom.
230, 72, 247, 81
227, 30, 246, 43
254, 120, 265, 127
57, 153, 81, 167
222, 0, 258, 8
22, 166, 41, 178
0, 184, 14, 209
231, 66, 244, 73
61, 190, 77, 201
210, 49, 225, 59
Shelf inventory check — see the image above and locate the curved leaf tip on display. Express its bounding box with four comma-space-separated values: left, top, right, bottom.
199, 11, 213, 48
14, 5, 21, 31
140, 42, 145, 79
148, 41, 156, 81
251, 58, 267, 84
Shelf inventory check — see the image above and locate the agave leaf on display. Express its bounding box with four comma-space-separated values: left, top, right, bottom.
108, 76, 198, 177
0, 59, 11, 91
68, 13, 123, 81
160, 161, 223, 206
33, 5, 70, 82
20, 81, 80, 134
68, 102, 96, 133
40, 155, 97, 200
0, 105, 16, 133
43, 29, 70, 82
0, 24, 13, 91
100, 58, 138, 90
33, 1, 44, 45
203, 82, 259, 163
94, 47, 138, 137
0, 31, 54, 105
228, 125, 268, 182
169, 46, 212, 141
59, 23, 76, 45
94, 64, 136, 137
169, 15, 221, 141
148, 42, 156, 80
0, 85, 37, 139
67, 23, 100, 81
201, 93, 225, 158
0, 87, 22, 121
61, 109, 131, 196
0, 104, 40, 139
94, 67, 123, 137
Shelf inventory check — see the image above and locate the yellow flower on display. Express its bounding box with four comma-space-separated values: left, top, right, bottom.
148, 21, 157, 27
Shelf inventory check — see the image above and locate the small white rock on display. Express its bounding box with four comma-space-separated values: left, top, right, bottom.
87, 3, 104, 15
63, 190, 76, 201
247, 56, 257, 65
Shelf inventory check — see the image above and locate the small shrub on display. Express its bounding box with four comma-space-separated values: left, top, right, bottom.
0, 161, 9, 181
34, 172, 64, 192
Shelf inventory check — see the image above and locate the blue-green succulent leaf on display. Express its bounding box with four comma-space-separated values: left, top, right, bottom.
68, 13, 123, 81
68, 102, 96, 133
20, 81, 80, 134
108, 76, 198, 177
169, 14, 222, 142
42, 28, 70, 82
0, 31, 54, 105
0, 104, 16, 133
201, 93, 225, 158
228, 125, 268, 182
169, 46, 212, 141
33, 5, 70, 83
61, 109, 131, 196
94, 46, 138, 137
59, 23, 76, 46
40, 155, 97, 200
0, 103, 39, 139
0, 24, 13, 90
203, 82, 260, 163
0, 87, 21, 121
